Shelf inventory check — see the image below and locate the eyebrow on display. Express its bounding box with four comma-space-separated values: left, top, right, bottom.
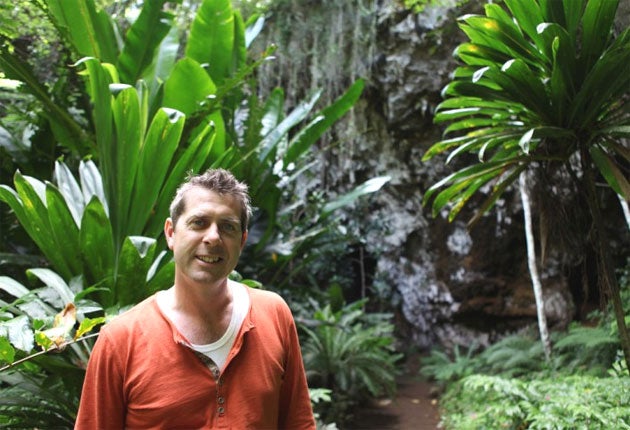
185, 213, 240, 224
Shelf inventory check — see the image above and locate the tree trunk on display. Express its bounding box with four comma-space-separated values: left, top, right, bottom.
520, 172, 552, 361
582, 150, 630, 369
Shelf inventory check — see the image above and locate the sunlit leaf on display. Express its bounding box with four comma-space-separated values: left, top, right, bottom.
35, 303, 77, 350
2, 315, 34, 352
0, 336, 15, 364
117, 0, 175, 84
75, 316, 106, 339
322, 176, 391, 217
185, 0, 235, 85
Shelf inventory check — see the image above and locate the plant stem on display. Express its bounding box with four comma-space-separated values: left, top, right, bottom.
0, 332, 100, 373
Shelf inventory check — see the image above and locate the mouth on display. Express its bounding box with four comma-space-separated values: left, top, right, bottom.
196, 255, 223, 264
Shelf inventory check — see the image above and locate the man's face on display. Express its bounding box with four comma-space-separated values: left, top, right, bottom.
165, 187, 247, 287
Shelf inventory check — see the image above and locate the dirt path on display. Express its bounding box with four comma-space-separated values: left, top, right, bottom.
347, 357, 441, 429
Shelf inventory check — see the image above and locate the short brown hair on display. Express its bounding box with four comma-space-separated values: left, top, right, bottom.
169, 169, 252, 231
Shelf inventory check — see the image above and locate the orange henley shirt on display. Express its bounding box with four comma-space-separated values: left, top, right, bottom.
75, 287, 316, 429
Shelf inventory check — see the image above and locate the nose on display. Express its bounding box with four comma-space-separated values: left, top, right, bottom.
203, 223, 222, 243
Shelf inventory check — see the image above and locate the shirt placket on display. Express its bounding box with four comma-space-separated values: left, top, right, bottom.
193, 352, 228, 426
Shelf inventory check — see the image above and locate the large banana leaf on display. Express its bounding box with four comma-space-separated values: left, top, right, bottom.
116, 0, 178, 84
185, 0, 239, 86
127, 108, 185, 234
163, 58, 218, 115
46, 0, 119, 63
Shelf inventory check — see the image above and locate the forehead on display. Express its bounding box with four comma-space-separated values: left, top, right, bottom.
180, 187, 241, 219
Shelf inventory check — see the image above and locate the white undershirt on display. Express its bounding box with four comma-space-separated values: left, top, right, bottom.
189, 282, 249, 370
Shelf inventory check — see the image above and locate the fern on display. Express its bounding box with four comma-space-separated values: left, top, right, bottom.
478, 333, 546, 377
301, 300, 402, 425
554, 325, 619, 375
420, 343, 480, 387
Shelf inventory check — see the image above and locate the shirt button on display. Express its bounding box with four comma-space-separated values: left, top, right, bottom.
218, 406, 225, 415
218, 396, 225, 404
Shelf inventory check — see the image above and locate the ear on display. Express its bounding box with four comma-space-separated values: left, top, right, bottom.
240, 229, 248, 250
165, 218, 175, 250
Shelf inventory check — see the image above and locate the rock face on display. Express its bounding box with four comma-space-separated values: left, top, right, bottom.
253, 0, 628, 350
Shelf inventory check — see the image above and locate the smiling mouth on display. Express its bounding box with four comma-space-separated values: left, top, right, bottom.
197, 255, 222, 264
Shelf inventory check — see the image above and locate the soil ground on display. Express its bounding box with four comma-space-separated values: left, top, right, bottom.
347, 355, 442, 430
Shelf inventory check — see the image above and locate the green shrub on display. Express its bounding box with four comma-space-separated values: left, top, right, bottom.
420, 343, 480, 388
301, 299, 402, 425
440, 374, 630, 429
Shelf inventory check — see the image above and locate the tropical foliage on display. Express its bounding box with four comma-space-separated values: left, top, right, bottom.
0, 0, 395, 426
422, 0, 630, 365
441, 374, 630, 429
301, 298, 402, 425
422, 263, 630, 428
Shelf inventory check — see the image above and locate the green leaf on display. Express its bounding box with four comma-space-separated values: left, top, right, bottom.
259, 90, 321, 164
75, 316, 106, 339
128, 108, 185, 234
442, 81, 512, 103
286, 79, 365, 166
569, 47, 630, 128
146, 255, 175, 295
53, 160, 85, 225
78, 58, 115, 214
144, 123, 218, 236
44, 184, 82, 274
115, 236, 157, 306
590, 145, 630, 200
0, 184, 27, 226
459, 14, 546, 66
503, 0, 544, 50
0, 50, 90, 154
26, 269, 75, 307
580, 0, 618, 73
142, 25, 180, 109
107, 86, 144, 241
80, 197, 115, 305
423, 160, 514, 208
0, 276, 30, 299
117, 0, 175, 84
13, 173, 73, 279
46, 0, 119, 63
468, 165, 526, 226
185, 0, 235, 85
79, 160, 108, 213
322, 176, 391, 217
455, 43, 511, 67
232, 10, 248, 76
0, 336, 16, 364
260, 88, 285, 137
1, 315, 34, 352
491, 59, 549, 117
163, 58, 217, 116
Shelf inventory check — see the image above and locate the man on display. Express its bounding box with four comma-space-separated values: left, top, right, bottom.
75, 169, 316, 429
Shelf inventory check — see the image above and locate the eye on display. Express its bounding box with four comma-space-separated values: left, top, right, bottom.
219, 222, 239, 235
188, 218, 206, 229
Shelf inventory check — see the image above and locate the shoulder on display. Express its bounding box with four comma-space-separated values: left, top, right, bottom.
246, 287, 289, 309
245, 287, 295, 323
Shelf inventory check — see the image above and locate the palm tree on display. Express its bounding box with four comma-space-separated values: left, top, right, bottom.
422, 0, 630, 365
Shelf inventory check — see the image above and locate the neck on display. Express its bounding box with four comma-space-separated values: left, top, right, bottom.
175, 278, 231, 314
160, 280, 234, 345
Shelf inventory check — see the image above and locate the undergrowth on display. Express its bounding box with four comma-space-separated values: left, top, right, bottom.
421, 260, 630, 429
